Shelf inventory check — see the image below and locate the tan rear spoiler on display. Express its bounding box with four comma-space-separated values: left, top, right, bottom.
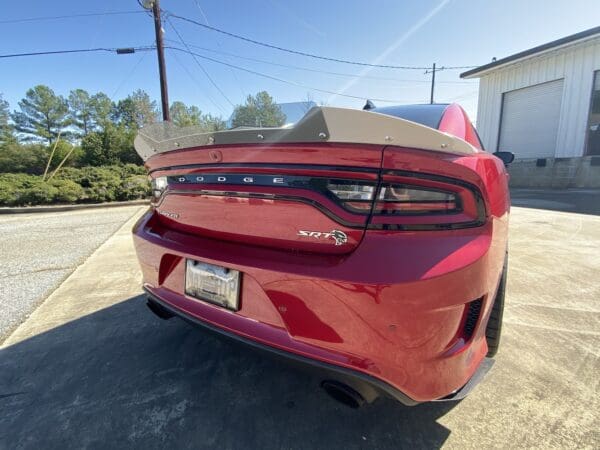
134, 106, 478, 162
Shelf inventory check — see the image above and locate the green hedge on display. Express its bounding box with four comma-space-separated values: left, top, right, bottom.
0, 164, 150, 206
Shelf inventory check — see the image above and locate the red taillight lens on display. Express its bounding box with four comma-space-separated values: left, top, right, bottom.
368, 174, 486, 230
374, 185, 459, 214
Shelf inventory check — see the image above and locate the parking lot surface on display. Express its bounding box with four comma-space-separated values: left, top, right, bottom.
0, 206, 146, 340
0, 201, 598, 449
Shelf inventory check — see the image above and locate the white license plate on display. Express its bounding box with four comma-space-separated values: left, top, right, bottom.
185, 259, 240, 311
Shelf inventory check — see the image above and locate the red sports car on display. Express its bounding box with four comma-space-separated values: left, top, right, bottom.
132, 103, 512, 407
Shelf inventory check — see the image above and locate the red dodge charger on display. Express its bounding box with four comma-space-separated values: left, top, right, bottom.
132, 103, 512, 407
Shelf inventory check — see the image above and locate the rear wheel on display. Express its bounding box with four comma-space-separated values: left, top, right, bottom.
486, 255, 507, 357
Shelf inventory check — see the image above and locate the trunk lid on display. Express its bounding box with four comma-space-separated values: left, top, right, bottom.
135, 107, 477, 254
146, 143, 382, 254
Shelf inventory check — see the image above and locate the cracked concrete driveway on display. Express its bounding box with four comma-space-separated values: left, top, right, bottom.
0, 199, 598, 449
0, 206, 147, 340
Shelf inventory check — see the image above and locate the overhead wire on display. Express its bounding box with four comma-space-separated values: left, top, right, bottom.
163, 38, 477, 85
191, 0, 247, 99
110, 51, 150, 100
165, 17, 235, 107
168, 13, 478, 70
166, 46, 423, 104
0, 46, 155, 59
170, 49, 228, 115
0, 10, 146, 25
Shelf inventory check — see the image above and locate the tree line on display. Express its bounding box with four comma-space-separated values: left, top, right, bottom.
0, 86, 286, 173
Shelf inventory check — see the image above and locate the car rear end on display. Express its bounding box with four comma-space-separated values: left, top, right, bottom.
132, 107, 510, 404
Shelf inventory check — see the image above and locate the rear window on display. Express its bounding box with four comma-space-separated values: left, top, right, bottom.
371, 104, 449, 129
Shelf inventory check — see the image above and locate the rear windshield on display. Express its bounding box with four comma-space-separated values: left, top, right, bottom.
371, 104, 449, 130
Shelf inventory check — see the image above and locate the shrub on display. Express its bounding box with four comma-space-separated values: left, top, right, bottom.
0, 143, 47, 174
0, 173, 25, 205
118, 174, 149, 200
0, 141, 84, 175
48, 179, 85, 203
0, 173, 56, 206
0, 166, 150, 206
17, 181, 59, 205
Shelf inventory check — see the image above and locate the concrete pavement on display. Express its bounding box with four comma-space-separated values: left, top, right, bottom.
0, 206, 598, 449
511, 187, 600, 215
0, 206, 147, 340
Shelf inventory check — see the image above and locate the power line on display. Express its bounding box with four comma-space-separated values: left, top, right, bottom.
163, 38, 477, 85
0, 46, 156, 59
166, 17, 235, 107
167, 13, 477, 71
170, 50, 228, 115
0, 10, 145, 25
110, 51, 149, 100
166, 46, 422, 104
191, 0, 247, 99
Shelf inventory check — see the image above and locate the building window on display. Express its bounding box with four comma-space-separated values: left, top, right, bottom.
587, 70, 600, 156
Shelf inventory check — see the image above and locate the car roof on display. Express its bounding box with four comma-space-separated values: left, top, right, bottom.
371, 104, 449, 130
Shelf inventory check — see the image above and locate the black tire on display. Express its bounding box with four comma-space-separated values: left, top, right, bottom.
486, 255, 507, 357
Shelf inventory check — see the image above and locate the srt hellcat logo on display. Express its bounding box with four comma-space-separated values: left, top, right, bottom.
297, 229, 348, 246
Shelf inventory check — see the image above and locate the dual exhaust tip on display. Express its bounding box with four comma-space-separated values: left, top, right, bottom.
146, 298, 369, 408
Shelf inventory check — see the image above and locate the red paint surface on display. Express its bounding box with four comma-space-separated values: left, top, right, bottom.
132, 104, 510, 402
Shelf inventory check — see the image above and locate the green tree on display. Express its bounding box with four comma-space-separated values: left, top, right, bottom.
81, 125, 139, 166
0, 94, 15, 145
230, 91, 286, 128
11, 85, 70, 143
200, 113, 226, 131
170, 101, 202, 127
170, 101, 226, 131
114, 89, 158, 129
89, 92, 113, 131
68, 89, 93, 137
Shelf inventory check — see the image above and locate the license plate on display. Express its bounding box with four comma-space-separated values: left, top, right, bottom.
185, 259, 240, 311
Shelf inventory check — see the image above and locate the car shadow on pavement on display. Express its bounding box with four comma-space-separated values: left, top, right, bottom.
0, 295, 456, 449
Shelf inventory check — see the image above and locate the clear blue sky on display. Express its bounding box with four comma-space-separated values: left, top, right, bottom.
1, 0, 598, 122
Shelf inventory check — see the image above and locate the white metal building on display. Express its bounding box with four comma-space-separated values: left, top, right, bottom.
461, 27, 600, 166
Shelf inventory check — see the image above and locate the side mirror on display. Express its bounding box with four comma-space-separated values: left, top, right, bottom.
493, 151, 515, 166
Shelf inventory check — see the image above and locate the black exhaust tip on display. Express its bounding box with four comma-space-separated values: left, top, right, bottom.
146, 298, 174, 320
321, 380, 366, 409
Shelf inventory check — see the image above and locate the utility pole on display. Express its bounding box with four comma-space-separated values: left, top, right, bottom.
425, 63, 444, 104
146, 0, 170, 121
429, 63, 436, 104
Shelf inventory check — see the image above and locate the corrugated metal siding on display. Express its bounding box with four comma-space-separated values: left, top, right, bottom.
475, 37, 600, 157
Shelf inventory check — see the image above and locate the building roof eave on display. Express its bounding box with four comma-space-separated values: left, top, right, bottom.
461, 26, 600, 79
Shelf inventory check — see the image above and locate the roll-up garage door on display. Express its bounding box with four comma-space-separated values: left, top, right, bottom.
498, 79, 564, 158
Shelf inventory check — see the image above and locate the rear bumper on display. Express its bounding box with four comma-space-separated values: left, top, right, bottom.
145, 289, 419, 405
133, 208, 507, 402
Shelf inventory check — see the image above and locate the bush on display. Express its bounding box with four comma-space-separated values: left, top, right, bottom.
18, 181, 59, 205
0, 166, 150, 206
48, 179, 85, 203
0, 143, 47, 174
0, 173, 26, 205
0, 141, 84, 175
